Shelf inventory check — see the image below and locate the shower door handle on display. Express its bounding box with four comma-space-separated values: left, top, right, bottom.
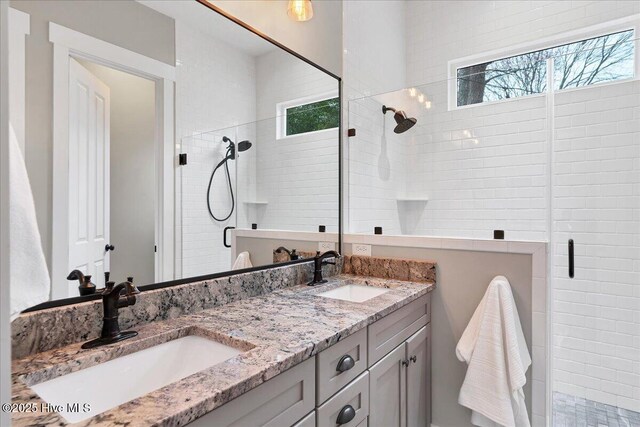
568, 239, 574, 278
223, 226, 235, 248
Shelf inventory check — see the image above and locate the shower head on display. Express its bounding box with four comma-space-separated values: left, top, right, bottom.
237, 140, 252, 152
382, 105, 417, 134
221, 137, 252, 160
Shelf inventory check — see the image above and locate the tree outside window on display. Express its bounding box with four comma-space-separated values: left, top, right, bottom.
457, 30, 635, 107
286, 97, 340, 136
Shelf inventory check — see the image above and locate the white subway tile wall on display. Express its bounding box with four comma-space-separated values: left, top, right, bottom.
342, 0, 407, 234
406, 0, 640, 86
176, 22, 256, 277
251, 50, 339, 232
552, 81, 640, 412
347, 0, 640, 415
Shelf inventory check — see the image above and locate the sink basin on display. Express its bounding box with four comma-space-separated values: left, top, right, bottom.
317, 284, 389, 303
30, 335, 243, 423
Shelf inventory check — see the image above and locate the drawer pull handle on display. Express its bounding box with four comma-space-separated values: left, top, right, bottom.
336, 355, 355, 372
336, 404, 356, 425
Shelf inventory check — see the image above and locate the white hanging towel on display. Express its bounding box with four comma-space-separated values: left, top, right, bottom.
456, 275, 531, 427
232, 251, 253, 270
9, 123, 51, 320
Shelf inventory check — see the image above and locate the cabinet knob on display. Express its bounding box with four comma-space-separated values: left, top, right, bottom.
336, 355, 355, 373
402, 359, 409, 367
336, 404, 356, 425
410, 355, 417, 363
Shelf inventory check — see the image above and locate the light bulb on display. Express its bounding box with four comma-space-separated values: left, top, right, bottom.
288, 0, 313, 22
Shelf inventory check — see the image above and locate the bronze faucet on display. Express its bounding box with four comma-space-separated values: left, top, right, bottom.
275, 246, 299, 260
81, 274, 140, 349
307, 250, 340, 286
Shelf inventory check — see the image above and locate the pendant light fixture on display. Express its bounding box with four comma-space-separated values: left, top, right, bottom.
287, 0, 313, 22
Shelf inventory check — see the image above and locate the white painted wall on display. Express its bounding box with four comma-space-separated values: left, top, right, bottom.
176, 21, 256, 278
80, 61, 156, 287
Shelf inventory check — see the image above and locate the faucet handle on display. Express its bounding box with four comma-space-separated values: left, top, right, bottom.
126, 277, 140, 295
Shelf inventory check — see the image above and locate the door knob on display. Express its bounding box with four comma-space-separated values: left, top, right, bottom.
105, 244, 115, 252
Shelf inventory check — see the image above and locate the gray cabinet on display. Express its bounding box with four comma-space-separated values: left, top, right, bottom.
369, 343, 406, 427
189, 294, 431, 427
406, 325, 431, 427
368, 295, 430, 365
369, 325, 431, 427
188, 356, 315, 427
317, 371, 369, 427
316, 327, 367, 404
293, 411, 315, 427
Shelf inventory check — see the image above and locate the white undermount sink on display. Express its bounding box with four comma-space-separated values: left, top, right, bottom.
30, 335, 243, 423
317, 284, 389, 303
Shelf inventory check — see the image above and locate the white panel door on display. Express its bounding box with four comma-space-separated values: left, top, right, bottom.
68, 58, 110, 295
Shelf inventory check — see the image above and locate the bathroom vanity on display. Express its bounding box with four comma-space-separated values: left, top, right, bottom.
11, 257, 435, 427
192, 291, 431, 427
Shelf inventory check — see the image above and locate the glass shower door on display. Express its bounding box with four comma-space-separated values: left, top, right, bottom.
180, 127, 239, 278
551, 77, 640, 424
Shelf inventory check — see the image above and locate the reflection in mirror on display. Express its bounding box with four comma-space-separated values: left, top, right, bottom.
9, 0, 339, 311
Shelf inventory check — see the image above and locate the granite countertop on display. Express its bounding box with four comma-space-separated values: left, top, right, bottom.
11, 273, 435, 427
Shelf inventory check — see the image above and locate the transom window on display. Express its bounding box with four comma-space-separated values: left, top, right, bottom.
277, 93, 339, 138
456, 29, 635, 107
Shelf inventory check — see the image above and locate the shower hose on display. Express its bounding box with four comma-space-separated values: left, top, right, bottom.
206, 147, 234, 222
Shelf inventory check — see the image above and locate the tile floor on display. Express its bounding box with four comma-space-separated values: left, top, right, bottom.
553, 392, 640, 427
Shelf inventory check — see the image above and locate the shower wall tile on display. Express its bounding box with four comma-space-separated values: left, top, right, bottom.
175, 21, 256, 277
251, 50, 339, 233
402, 0, 640, 413
552, 80, 640, 413
405, 0, 640, 85
343, 0, 408, 235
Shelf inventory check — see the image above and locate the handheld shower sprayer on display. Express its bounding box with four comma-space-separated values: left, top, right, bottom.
207, 136, 253, 222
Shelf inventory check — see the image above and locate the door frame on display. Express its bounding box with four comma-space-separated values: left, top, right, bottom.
50, 22, 176, 298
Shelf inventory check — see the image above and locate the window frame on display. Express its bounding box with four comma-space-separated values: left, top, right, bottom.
447, 15, 640, 110
276, 90, 340, 140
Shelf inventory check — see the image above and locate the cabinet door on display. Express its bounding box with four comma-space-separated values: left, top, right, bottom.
406, 325, 431, 427
293, 411, 315, 427
369, 344, 406, 427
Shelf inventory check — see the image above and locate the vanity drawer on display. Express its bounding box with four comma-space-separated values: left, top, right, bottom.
316, 327, 367, 404
188, 356, 315, 427
293, 411, 316, 427
317, 371, 369, 427
368, 294, 430, 365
